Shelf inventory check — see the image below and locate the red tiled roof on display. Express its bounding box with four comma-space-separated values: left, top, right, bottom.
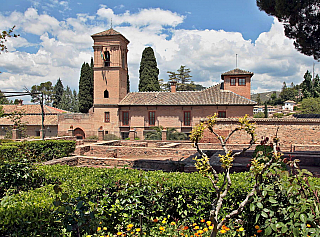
119, 84, 256, 106
221, 68, 254, 79
91, 28, 130, 43
1, 104, 70, 114
0, 114, 58, 125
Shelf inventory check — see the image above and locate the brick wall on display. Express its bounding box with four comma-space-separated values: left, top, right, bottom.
201, 118, 320, 151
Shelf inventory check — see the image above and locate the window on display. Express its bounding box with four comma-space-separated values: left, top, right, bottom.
104, 89, 109, 98
184, 111, 191, 126
218, 111, 226, 118
149, 111, 155, 126
238, 78, 246, 86
122, 111, 129, 126
104, 51, 110, 67
230, 78, 236, 86
105, 112, 110, 123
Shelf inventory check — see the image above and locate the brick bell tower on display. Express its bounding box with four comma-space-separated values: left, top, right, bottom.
91, 28, 130, 137
91, 28, 129, 105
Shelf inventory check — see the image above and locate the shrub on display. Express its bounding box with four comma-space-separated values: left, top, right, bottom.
272, 112, 284, 118
86, 135, 99, 140
0, 145, 19, 161
104, 134, 120, 140
253, 112, 265, 118
0, 140, 76, 162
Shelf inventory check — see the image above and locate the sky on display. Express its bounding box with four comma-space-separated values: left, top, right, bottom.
0, 0, 319, 103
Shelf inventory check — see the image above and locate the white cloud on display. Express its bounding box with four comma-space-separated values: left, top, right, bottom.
0, 6, 318, 100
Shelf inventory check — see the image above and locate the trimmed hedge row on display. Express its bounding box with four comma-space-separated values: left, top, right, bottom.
0, 140, 76, 162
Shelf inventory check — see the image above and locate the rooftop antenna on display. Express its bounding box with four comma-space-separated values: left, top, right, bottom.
236, 54, 238, 68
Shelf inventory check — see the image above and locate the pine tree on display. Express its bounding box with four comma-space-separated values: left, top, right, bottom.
138, 47, 160, 92
52, 78, 64, 108
302, 70, 313, 98
313, 74, 320, 98
30, 81, 53, 106
59, 86, 73, 111
79, 62, 93, 113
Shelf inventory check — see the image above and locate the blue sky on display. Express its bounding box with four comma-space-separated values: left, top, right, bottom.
0, 0, 318, 101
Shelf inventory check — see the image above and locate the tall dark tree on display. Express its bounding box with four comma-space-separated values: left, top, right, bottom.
264, 102, 268, 118
52, 78, 64, 108
313, 74, 320, 97
279, 82, 298, 102
79, 62, 93, 113
301, 70, 313, 98
59, 86, 73, 111
72, 89, 79, 113
138, 47, 160, 92
257, 0, 320, 60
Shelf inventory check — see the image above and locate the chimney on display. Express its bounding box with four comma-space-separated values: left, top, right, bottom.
170, 80, 177, 93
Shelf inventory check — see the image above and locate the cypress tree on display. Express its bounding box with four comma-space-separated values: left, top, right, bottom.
79, 62, 93, 113
264, 102, 268, 118
53, 78, 64, 108
138, 47, 160, 92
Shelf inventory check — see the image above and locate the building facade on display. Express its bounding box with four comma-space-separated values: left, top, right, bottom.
58, 28, 256, 139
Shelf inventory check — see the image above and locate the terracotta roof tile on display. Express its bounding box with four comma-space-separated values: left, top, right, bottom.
1, 104, 70, 115
119, 84, 256, 106
221, 68, 254, 79
0, 115, 58, 125
91, 28, 122, 37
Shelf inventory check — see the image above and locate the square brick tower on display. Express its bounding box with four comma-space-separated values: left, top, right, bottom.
221, 68, 254, 100
91, 28, 130, 136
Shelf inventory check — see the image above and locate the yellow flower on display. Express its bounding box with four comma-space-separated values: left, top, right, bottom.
255, 225, 260, 230
198, 230, 204, 234
307, 224, 311, 228
97, 227, 101, 231
220, 229, 226, 234
206, 221, 211, 226
239, 227, 244, 231
194, 226, 200, 230
203, 227, 208, 232
117, 232, 122, 236
222, 225, 230, 231
136, 228, 141, 232
86, 236, 92, 237
171, 221, 176, 225
193, 223, 197, 226
209, 226, 213, 230
162, 220, 167, 224
103, 227, 107, 230
127, 224, 134, 228
200, 219, 205, 223
159, 226, 165, 231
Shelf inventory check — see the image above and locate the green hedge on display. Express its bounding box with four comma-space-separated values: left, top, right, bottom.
0, 140, 76, 162
0, 165, 253, 236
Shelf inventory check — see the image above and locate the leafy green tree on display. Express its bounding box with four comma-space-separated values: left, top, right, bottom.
279, 82, 298, 102
138, 47, 160, 92
79, 62, 93, 113
167, 65, 205, 91
144, 126, 162, 140
31, 81, 53, 106
300, 97, 320, 114
0, 26, 19, 53
52, 78, 64, 108
257, 0, 320, 60
0, 90, 10, 104
301, 70, 313, 98
158, 79, 170, 91
71, 89, 79, 113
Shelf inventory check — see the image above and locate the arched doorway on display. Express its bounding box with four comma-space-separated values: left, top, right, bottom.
74, 128, 85, 139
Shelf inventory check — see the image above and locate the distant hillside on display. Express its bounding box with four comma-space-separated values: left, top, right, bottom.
251, 91, 281, 103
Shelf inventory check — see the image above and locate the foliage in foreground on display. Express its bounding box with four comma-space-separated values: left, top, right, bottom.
0, 163, 319, 236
